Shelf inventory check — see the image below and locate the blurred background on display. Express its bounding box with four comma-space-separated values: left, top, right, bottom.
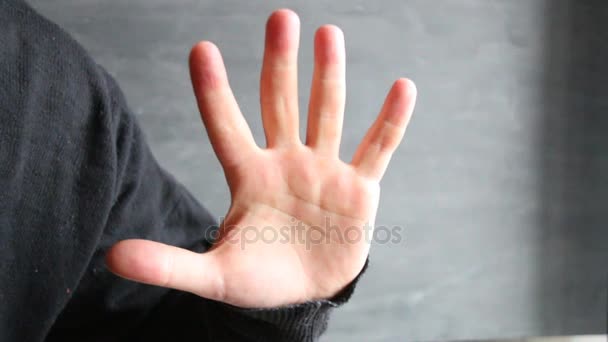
28, 0, 607, 341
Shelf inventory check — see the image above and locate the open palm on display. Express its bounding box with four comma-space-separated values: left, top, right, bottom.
106, 9, 416, 308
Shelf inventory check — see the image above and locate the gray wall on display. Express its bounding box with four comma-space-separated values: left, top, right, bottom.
28, 0, 608, 341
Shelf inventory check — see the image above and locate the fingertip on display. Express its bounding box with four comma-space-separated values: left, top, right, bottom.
105, 239, 168, 286
265, 9, 300, 52
189, 41, 225, 91
105, 239, 132, 273
389, 78, 417, 108
104, 241, 119, 270
316, 24, 344, 39
381, 78, 416, 125
268, 8, 300, 27
394, 78, 417, 99
189, 41, 219, 65
314, 25, 345, 64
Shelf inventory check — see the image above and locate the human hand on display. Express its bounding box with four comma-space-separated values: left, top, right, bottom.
106, 9, 416, 308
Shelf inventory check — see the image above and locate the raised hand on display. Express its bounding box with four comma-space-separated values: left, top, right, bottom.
106, 9, 416, 308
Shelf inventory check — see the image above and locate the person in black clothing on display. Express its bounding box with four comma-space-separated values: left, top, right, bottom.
0, 1, 417, 341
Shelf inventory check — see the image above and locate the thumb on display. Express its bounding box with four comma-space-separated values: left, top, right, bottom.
105, 239, 225, 301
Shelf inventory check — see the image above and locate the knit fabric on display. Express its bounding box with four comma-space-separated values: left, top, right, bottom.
0, 1, 364, 341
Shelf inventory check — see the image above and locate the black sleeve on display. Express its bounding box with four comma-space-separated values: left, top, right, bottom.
0, 1, 364, 341
53, 67, 366, 342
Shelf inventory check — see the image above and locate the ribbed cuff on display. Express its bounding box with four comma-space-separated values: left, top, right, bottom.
203, 259, 369, 342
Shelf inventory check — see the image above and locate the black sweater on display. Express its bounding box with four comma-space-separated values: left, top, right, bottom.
0, 1, 360, 341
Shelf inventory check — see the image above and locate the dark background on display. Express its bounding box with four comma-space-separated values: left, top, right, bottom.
28, 0, 608, 340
